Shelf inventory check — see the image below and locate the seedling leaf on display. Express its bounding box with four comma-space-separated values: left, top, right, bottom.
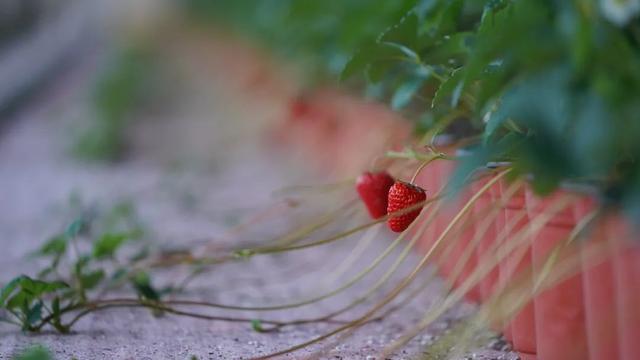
13, 344, 53, 360
93, 233, 128, 259
251, 319, 265, 333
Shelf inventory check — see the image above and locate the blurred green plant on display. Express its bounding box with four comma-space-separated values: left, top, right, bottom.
182, 0, 640, 219
73, 46, 155, 162
12, 344, 53, 360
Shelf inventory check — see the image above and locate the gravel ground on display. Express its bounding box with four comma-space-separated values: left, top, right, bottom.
0, 42, 518, 360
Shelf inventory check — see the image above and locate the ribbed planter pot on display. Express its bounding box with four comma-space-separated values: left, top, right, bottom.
574, 197, 619, 360
425, 154, 484, 303
496, 178, 535, 355
209, 36, 639, 359
525, 189, 588, 360
471, 171, 501, 302
610, 216, 640, 360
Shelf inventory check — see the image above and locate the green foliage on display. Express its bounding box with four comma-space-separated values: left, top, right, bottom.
35, 236, 67, 257
185, 0, 640, 217
93, 233, 129, 259
131, 271, 161, 301
0, 275, 68, 331
0, 199, 148, 332
12, 345, 54, 360
251, 319, 265, 332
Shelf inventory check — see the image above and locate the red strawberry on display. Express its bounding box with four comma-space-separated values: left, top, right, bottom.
387, 181, 426, 232
356, 171, 395, 219
289, 96, 311, 119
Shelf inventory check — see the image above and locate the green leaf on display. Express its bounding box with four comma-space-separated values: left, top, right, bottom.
382, 41, 420, 62
66, 218, 89, 238
440, 0, 465, 34
92, 233, 128, 259
52, 297, 60, 315
33, 235, 67, 258
341, 47, 372, 81
19, 277, 69, 298
80, 269, 106, 290
251, 319, 265, 332
74, 255, 90, 273
50, 297, 68, 333
432, 67, 465, 108
3, 277, 68, 310
366, 61, 392, 83
475, 62, 508, 112
379, 13, 418, 50
483, 106, 509, 143
391, 77, 425, 110
26, 301, 43, 326
7, 291, 30, 311
131, 271, 160, 301
422, 32, 474, 66
1, 276, 25, 307
13, 344, 53, 360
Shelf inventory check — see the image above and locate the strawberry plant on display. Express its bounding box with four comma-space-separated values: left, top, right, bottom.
5, 1, 640, 359
186, 0, 640, 219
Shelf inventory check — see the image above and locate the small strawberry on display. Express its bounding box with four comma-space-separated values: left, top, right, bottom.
356, 171, 395, 219
289, 96, 311, 120
387, 181, 426, 232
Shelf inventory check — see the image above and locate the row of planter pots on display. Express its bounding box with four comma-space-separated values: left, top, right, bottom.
150, 27, 640, 359
276, 91, 639, 360
411, 148, 639, 360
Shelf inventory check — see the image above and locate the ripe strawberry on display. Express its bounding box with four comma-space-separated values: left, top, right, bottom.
387, 181, 426, 232
356, 171, 395, 219
289, 96, 311, 120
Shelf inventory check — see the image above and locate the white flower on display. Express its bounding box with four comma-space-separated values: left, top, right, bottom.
600, 0, 640, 26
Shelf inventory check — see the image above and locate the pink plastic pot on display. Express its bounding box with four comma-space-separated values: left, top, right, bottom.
431, 160, 484, 302
526, 189, 588, 360
497, 181, 534, 353
434, 149, 484, 302
449, 187, 482, 303
574, 198, 619, 360
415, 155, 454, 255
493, 180, 513, 342
471, 175, 500, 302
413, 169, 438, 254
610, 216, 640, 360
